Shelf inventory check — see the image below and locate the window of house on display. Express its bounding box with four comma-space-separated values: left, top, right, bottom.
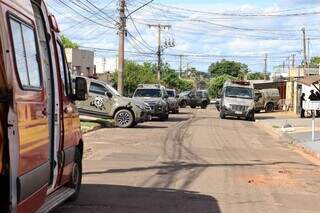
10, 18, 41, 89
89, 83, 107, 96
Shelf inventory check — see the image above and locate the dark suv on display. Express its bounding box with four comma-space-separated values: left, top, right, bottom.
179, 90, 210, 109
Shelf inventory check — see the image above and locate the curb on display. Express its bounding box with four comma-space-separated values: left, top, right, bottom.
254, 120, 320, 160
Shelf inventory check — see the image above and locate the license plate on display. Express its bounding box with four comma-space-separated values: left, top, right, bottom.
235, 111, 242, 115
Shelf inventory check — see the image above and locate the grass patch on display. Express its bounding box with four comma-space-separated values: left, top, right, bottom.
80, 119, 114, 133
272, 125, 280, 129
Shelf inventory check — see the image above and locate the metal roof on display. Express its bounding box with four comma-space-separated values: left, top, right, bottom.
298, 75, 320, 86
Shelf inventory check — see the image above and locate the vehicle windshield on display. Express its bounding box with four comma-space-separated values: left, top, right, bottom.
106, 84, 121, 97
225, 86, 253, 99
134, 89, 162, 98
167, 90, 175, 97
180, 91, 190, 96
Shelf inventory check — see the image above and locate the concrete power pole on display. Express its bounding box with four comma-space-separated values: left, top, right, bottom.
179, 55, 183, 78
264, 53, 268, 80
148, 24, 171, 82
292, 54, 295, 68
302, 28, 308, 69
117, 0, 126, 94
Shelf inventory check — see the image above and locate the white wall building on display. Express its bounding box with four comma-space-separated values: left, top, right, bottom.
94, 57, 117, 74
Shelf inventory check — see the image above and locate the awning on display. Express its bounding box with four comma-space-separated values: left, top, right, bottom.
298, 75, 320, 86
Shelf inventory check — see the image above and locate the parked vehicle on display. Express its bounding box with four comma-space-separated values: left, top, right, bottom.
133, 84, 169, 121
178, 90, 210, 109
219, 80, 255, 121
254, 89, 280, 113
75, 77, 151, 128
0, 1, 88, 212
166, 89, 179, 114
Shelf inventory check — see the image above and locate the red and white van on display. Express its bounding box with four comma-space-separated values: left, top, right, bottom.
0, 0, 88, 212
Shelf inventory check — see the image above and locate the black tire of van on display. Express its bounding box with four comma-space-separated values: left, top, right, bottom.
190, 105, 197, 109
265, 103, 274, 113
201, 101, 208, 109
180, 100, 187, 108
246, 111, 255, 122
159, 113, 169, 121
220, 109, 226, 119
67, 148, 82, 202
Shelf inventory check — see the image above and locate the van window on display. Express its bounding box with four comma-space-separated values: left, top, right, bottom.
89, 83, 107, 96
10, 18, 41, 89
56, 42, 71, 95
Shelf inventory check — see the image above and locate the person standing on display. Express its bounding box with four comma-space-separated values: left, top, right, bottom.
309, 90, 317, 101
300, 93, 306, 118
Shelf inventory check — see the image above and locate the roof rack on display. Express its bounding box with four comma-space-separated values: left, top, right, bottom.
231, 80, 250, 86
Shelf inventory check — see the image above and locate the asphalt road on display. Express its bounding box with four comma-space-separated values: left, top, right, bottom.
55, 107, 320, 213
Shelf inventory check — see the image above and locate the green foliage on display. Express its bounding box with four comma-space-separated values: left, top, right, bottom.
161, 66, 195, 91
113, 61, 157, 96
61, 35, 79, 49
208, 74, 234, 98
208, 59, 249, 78
178, 78, 195, 91
247, 72, 269, 80
310, 56, 320, 68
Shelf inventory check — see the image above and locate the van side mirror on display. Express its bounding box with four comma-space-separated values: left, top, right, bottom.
106, 91, 113, 98
74, 77, 88, 101
164, 94, 169, 99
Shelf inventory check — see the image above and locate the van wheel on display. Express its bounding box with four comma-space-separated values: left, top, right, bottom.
201, 101, 208, 109
265, 103, 274, 113
67, 149, 82, 202
115, 109, 134, 128
180, 100, 187, 108
220, 109, 226, 119
191, 105, 196, 109
159, 113, 169, 121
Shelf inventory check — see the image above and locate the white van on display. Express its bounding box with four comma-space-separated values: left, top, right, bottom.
219, 80, 255, 121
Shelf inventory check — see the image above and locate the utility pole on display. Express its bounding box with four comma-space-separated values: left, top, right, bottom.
292, 54, 295, 68
148, 24, 171, 82
302, 28, 308, 69
179, 55, 183, 78
117, 0, 126, 95
264, 53, 268, 80
307, 38, 310, 68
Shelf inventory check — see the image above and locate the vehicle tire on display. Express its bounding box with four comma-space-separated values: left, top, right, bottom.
180, 100, 187, 108
246, 111, 255, 121
67, 148, 82, 202
201, 101, 208, 109
115, 109, 134, 128
265, 103, 274, 113
159, 113, 169, 121
191, 105, 196, 109
220, 109, 226, 119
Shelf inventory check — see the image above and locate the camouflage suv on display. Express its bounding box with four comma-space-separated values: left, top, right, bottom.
133, 84, 169, 121
166, 89, 179, 114
75, 77, 151, 128
178, 90, 210, 109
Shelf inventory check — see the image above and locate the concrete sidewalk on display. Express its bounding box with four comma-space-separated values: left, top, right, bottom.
255, 112, 320, 158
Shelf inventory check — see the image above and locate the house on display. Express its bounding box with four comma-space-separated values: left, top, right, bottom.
65, 48, 95, 78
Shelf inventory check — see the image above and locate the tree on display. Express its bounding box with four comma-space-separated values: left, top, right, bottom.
247, 72, 269, 80
208, 74, 234, 98
112, 61, 157, 96
208, 59, 249, 78
61, 35, 79, 49
309, 56, 320, 68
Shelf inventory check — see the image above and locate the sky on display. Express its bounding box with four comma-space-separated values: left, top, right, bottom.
47, 0, 320, 74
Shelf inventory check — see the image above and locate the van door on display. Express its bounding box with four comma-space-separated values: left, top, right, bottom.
6, 12, 50, 212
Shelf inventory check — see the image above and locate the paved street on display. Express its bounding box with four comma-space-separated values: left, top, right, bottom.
55, 107, 320, 213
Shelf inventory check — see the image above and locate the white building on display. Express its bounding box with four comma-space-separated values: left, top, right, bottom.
94, 57, 117, 74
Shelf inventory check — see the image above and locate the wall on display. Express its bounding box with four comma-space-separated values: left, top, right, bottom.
66, 48, 94, 77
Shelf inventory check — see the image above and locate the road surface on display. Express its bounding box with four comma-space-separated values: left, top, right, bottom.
55, 107, 320, 213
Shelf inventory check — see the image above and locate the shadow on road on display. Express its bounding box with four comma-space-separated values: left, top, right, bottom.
136, 125, 168, 129
54, 184, 221, 213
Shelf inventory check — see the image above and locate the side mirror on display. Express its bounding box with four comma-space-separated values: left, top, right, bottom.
164, 94, 169, 99
106, 91, 113, 99
74, 77, 88, 101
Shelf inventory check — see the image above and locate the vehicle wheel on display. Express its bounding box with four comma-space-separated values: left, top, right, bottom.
180, 100, 187, 108
246, 111, 255, 121
115, 109, 134, 128
220, 109, 225, 119
265, 103, 274, 113
201, 101, 208, 109
191, 105, 196, 109
159, 113, 169, 121
67, 148, 82, 202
